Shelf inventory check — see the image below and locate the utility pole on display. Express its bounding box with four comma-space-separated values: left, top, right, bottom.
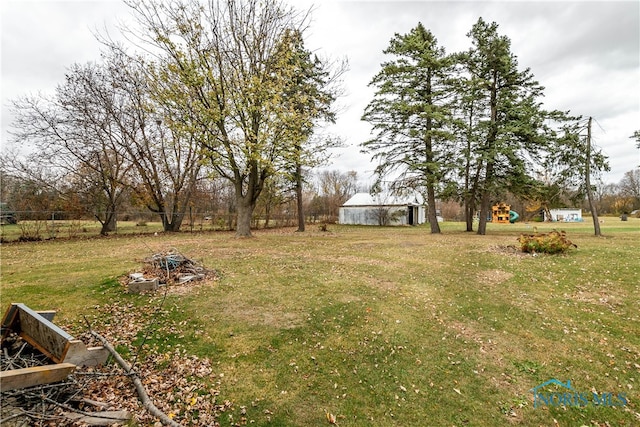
585, 116, 602, 236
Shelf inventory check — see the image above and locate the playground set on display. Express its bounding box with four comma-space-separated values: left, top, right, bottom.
492, 203, 519, 224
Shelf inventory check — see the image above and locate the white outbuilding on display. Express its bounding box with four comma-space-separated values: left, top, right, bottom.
545, 208, 583, 222
339, 192, 426, 226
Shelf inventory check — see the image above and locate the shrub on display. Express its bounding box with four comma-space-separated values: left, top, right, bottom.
517, 229, 577, 254
67, 221, 84, 238
18, 220, 44, 241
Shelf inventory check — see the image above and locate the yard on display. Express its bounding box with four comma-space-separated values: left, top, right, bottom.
1, 220, 638, 426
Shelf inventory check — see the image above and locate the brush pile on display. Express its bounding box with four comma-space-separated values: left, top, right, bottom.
133, 248, 218, 286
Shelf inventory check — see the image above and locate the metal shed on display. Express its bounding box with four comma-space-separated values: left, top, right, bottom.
338, 192, 426, 226
545, 208, 583, 222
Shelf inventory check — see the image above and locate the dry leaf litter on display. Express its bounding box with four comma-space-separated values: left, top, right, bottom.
2, 253, 229, 426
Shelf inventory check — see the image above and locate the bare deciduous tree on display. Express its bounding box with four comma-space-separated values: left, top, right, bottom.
9, 63, 132, 235
9, 51, 205, 233
115, 0, 340, 236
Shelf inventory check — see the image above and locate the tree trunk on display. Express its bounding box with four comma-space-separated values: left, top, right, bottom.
236, 196, 254, 237
99, 214, 117, 235
465, 203, 474, 232
464, 167, 481, 232
160, 212, 169, 231
426, 184, 440, 233
477, 190, 490, 235
163, 216, 183, 232
422, 71, 440, 234
105, 213, 117, 232
231, 157, 264, 237
585, 116, 602, 236
464, 107, 474, 232
478, 74, 498, 236
97, 206, 117, 235
158, 207, 183, 232
295, 165, 305, 232
477, 160, 494, 235
159, 211, 183, 232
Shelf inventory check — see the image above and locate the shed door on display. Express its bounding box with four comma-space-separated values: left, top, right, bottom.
408, 206, 415, 225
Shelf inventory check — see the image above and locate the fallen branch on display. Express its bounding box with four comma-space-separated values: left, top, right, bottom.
0, 409, 27, 425
89, 331, 181, 427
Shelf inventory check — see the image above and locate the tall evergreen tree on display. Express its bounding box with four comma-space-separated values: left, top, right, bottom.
447, 59, 488, 232
272, 29, 340, 232
362, 23, 456, 233
461, 18, 552, 235
544, 116, 610, 235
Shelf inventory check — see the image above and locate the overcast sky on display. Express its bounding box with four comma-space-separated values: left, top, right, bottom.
1, 0, 638, 185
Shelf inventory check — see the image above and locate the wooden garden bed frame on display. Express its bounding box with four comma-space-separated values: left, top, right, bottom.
0, 303, 108, 392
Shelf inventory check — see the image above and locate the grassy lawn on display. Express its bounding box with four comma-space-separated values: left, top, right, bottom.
1, 220, 638, 426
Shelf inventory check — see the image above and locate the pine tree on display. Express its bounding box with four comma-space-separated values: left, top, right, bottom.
272, 29, 339, 232
461, 18, 551, 235
362, 23, 456, 233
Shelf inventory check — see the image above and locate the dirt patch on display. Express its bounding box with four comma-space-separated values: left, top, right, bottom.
476, 269, 514, 285
163, 279, 217, 295
565, 287, 624, 310
488, 245, 531, 257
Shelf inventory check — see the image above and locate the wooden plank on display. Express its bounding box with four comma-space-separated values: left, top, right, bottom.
63, 410, 131, 426
64, 410, 131, 426
14, 303, 73, 363
1, 303, 21, 343
36, 310, 56, 322
0, 363, 76, 392
1, 303, 19, 328
63, 341, 109, 366
1, 303, 108, 367
0, 305, 55, 342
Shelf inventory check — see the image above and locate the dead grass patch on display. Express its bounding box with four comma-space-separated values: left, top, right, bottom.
476, 269, 514, 285
219, 301, 306, 330
488, 244, 532, 257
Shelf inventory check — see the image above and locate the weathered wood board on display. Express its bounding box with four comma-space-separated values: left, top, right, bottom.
12, 303, 73, 362
63, 410, 131, 426
0, 363, 76, 392
1, 303, 108, 366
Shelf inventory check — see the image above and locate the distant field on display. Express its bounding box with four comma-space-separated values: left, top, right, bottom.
1, 220, 638, 426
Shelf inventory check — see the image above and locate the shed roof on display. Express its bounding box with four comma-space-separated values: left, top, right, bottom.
342, 192, 424, 207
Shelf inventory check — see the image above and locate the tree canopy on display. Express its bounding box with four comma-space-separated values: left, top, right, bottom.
362, 17, 609, 234
117, 0, 342, 236
5, 0, 344, 236
4, 6, 616, 235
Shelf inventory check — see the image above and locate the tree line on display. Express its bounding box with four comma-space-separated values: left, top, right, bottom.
360, 19, 638, 235
2, 0, 347, 237
2, 1, 638, 236
0, 164, 361, 233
